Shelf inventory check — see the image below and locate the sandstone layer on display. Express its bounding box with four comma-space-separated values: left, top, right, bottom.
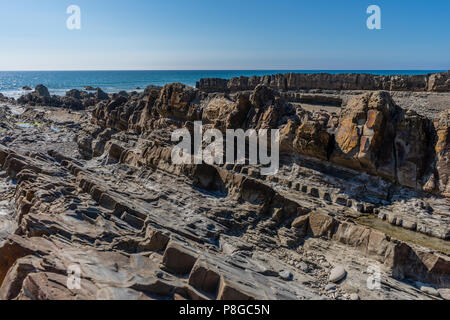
197, 71, 450, 93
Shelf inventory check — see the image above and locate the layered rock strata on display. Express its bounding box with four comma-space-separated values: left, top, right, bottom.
197, 71, 450, 93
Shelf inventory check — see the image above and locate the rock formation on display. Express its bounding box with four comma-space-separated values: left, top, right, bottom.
197, 71, 450, 93
16, 85, 125, 110
0, 72, 449, 300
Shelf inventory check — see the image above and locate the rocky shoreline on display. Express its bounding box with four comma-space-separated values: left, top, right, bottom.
197, 71, 450, 92
0, 72, 449, 300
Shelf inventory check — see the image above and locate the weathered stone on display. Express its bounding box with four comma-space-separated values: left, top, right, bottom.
329, 266, 347, 283
197, 71, 450, 93
188, 258, 220, 296
279, 270, 293, 281
35, 85, 50, 98
308, 212, 338, 239
162, 242, 198, 275
291, 214, 309, 229
417, 283, 440, 297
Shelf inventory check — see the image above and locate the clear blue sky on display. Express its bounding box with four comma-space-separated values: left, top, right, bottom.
0, 0, 449, 70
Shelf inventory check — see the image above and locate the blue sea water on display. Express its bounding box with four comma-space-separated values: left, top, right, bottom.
0, 70, 445, 99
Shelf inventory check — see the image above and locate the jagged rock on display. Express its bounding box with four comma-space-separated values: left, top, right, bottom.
16, 86, 100, 110
279, 270, 293, 281
291, 214, 310, 229
96, 88, 109, 101
197, 71, 450, 93
162, 242, 198, 275
138, 226, 170, 252
155, 83, 201, 121
428, 71, 450, 92
66, 89, 84, 100
292, 120, 331, 161
329, 266, 347, 283
308, 212, 338, 239
1, 72, 449, 301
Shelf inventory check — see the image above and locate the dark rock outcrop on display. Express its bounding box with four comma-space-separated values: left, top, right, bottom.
92, 83, 445, 195
17, 85, 112, 110
34, 84, 50, 98
197, 71, 450, 93
330, 91, 436, 189
429, 110, 450, 196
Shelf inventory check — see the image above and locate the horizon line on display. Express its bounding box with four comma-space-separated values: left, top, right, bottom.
0, 69, 447, 72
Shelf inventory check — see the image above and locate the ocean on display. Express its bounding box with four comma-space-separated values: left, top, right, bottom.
0, 70, 445, 99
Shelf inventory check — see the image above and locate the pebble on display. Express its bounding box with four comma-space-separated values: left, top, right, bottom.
298, 262, 309, 272
325, 283, 336, 291
279, 270, 294, 281
329, 266, 347, 283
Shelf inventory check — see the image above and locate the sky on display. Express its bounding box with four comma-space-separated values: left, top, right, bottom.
0, 0, 449, 70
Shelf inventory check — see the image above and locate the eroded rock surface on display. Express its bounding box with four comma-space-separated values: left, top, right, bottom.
197, 71, 450, 93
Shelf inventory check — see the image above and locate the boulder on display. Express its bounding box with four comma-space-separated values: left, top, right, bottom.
155, 83, 201, 121
432, 110, 450, 196
197, 71, 450, 93
428, 71, 450, 92
293, 120, 331, 161
65, 89, 83, 100
331, 91, 435, 190
34, 84, 50, 98
308, 211, 338, 238
291, 214, 310, 229
96, 88, 109, 101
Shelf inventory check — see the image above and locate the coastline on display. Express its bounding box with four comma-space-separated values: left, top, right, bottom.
2, 71, 449, 119
0, 70, 449, 301
0, 70, 447, 99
